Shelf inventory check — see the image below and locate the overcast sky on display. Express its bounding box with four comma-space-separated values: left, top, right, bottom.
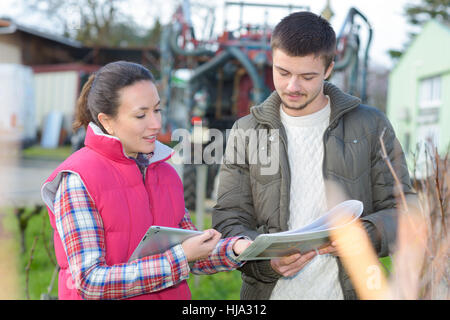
1, 0, 419, 69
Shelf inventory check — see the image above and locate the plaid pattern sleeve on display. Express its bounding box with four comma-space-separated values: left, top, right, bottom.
179, 209, 246, 275
53, 172, 190, 300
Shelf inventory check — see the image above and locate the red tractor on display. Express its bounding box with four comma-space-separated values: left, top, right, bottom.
158, 1, 372, 209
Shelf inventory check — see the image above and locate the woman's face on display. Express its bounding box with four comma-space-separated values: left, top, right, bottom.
99, 80, 162, 158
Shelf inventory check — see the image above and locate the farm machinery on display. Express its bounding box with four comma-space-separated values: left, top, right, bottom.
158, 1, 373, 209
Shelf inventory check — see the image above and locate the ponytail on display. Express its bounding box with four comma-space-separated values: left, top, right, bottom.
73, 61, 155, 133
73, 73, 96, 132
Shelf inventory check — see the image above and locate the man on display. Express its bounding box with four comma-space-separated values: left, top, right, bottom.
212, 11, 417, 299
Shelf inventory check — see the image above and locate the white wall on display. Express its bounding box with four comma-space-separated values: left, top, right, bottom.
0, 36, 21, 64
34, 71, 79, 133
0, 63, 36, 142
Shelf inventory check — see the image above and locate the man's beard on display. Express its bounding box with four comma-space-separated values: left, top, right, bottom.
280, 90, 318, 111
281, 98, 309, 111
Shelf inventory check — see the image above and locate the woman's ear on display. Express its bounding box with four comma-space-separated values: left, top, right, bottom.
97, 112, 114, 135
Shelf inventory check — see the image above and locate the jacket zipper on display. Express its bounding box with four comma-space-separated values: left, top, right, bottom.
322, 105, 359, 182
254, 119, 291, 230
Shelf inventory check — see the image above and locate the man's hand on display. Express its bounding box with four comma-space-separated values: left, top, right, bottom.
319, 223, 370, 258
270, 251, 317, 277
318, 241, 338, 255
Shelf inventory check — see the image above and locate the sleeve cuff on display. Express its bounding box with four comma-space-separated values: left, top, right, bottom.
225, 236, 250, 267
167, 244, 191, 282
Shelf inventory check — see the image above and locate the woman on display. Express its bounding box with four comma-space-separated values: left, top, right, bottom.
41, 61, 251, 300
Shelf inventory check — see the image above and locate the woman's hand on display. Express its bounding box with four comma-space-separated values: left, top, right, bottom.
232, 239, 253, 256
181, 229, 221, 262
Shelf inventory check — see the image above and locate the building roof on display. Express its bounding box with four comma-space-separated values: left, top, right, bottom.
0, 17, 83, 48
32, 63, 101, 73
0, 17, 160, 68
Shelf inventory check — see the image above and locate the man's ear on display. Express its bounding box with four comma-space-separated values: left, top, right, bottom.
97, 112, 114, 135
325, 61, 335, 80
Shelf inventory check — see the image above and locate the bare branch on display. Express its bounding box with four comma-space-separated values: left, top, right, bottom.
25, 236, 39, 300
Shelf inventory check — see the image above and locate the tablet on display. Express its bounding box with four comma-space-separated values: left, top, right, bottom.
128, 226, 203, 262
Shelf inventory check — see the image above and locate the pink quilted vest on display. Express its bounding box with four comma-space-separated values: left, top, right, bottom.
41, 123, 190, 300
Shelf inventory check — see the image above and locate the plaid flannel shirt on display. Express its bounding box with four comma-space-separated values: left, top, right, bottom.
54, 172, 244, 300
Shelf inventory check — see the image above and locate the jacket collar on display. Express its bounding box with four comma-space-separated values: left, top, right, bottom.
250, 81, 361, 128
85, 122, 173, 165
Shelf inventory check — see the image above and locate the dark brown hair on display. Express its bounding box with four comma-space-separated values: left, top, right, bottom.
73, 61, 155, 132
270, 11, 336, 70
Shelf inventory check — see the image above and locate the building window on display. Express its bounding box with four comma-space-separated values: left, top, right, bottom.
416, 124, 439, 148
417, 75, 441, 139
414, 75, 442, 179
419, 75, 441, 109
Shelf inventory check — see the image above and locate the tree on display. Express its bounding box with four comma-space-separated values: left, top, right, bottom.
23, 0, 159, 47
405, 0, 449, 26
388, 0, 450, 61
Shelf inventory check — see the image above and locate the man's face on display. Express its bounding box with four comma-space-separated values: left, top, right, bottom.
272, 48, 334, 116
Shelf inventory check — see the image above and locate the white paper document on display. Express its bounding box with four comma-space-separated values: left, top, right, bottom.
236, 200, 363, 261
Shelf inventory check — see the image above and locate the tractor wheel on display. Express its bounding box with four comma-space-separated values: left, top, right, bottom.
183, 164, 197, 210
183, 164, 220, 210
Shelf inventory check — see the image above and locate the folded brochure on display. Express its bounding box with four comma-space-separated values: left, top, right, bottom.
236, 200, 363, 261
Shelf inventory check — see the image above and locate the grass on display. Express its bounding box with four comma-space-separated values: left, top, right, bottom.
2, 206, 58, 300
22, 145, 72, 161
187, 210, 242, 300
188, 269, 242, 299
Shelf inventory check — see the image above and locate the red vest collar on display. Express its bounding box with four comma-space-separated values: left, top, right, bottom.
85, 122, 173, 164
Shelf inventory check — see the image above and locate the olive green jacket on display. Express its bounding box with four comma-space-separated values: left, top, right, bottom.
212, 81, 418, 300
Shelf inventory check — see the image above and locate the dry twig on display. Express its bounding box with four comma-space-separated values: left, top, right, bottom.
24, 235, 39, 300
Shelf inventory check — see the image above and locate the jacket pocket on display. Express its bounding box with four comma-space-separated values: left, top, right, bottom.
327, 169, 373, 215
251, 178, 281, 228
326, 134, 370, 182
249, 163, 281, 185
